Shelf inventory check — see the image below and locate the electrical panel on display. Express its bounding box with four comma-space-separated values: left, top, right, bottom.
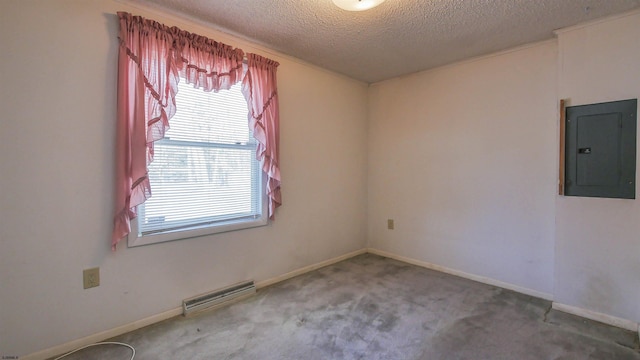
565, 99, 637, 199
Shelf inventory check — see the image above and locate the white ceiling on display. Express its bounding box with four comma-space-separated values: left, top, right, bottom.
130, 0, 640, 83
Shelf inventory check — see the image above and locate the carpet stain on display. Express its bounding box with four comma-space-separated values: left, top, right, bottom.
51, 254, 640, 360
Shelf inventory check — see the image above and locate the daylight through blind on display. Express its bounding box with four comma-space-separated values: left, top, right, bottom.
139, 80, 261, 235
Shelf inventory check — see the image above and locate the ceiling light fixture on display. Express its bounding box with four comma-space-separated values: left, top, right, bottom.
332, 0, 386, 11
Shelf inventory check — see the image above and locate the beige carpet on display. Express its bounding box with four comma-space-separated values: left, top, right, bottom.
52, 254, 640, 359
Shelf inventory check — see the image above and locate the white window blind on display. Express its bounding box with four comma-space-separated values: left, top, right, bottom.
138, 80, 263, 238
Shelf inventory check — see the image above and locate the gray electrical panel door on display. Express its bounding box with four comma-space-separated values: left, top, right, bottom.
565, 99, 637, 199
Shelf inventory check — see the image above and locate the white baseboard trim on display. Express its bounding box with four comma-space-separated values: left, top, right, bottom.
24, 248, 367, 360
22, 307, 183, 360
31, 248, 640, 359
552, 302, 639, 332
255, 248, 367, 289
367, 248, 554, 301
368, 248, 639, 332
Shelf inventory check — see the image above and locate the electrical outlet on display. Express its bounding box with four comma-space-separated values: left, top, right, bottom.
387, 219, 394, 230
83, 267, 100, 289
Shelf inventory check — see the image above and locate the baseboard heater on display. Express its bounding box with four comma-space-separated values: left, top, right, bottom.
182, 280, 256, 316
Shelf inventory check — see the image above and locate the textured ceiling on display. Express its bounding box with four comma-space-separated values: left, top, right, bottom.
129, 0, 640, 83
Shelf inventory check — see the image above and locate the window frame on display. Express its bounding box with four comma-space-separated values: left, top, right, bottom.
127, 176, 267, 247
127, 82, 268, 248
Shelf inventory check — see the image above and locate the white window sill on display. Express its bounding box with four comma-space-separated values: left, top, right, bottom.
128, 216, 268, 247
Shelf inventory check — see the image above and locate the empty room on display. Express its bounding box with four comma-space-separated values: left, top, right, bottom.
2, 0, 640, 359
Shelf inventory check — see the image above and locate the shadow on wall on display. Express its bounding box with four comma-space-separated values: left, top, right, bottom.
581, 270, 616, 316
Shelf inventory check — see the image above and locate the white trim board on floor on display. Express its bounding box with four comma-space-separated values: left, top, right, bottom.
255, 248, 367, 289
22, 248, 367, 360
551, 302, 639, 332
23, 247, 638, 359
21, 307, 184, 360
367, 248, 554, 301
368, 248, 639, 334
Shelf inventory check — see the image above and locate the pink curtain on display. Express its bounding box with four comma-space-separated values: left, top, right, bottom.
242, 54, 282, 219
113, 12, 245, 250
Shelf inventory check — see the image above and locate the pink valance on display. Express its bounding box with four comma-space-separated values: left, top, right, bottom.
242, 54, 282, 218
113, 12, 250, 250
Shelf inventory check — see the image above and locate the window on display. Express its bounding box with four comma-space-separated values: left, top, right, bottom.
114, 13, 281, 250
128, 80, 267, 247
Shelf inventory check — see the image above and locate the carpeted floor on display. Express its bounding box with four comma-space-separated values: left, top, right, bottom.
52, 254, 640, 359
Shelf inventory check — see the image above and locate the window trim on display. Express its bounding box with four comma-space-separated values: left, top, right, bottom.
128, 172, 267, 247
127, 79, 269, 248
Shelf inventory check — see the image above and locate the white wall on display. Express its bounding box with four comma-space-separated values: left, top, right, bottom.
367, 9, 640, 325
555, 12, 640, 322
0, 0, 368, 356
367, 41, 559, 297
3, 0, 640, 356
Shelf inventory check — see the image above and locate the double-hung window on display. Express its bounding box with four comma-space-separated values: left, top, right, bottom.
128, 80, 267, 247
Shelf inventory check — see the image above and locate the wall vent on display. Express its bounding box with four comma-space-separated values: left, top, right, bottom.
182, 280, 255, 316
